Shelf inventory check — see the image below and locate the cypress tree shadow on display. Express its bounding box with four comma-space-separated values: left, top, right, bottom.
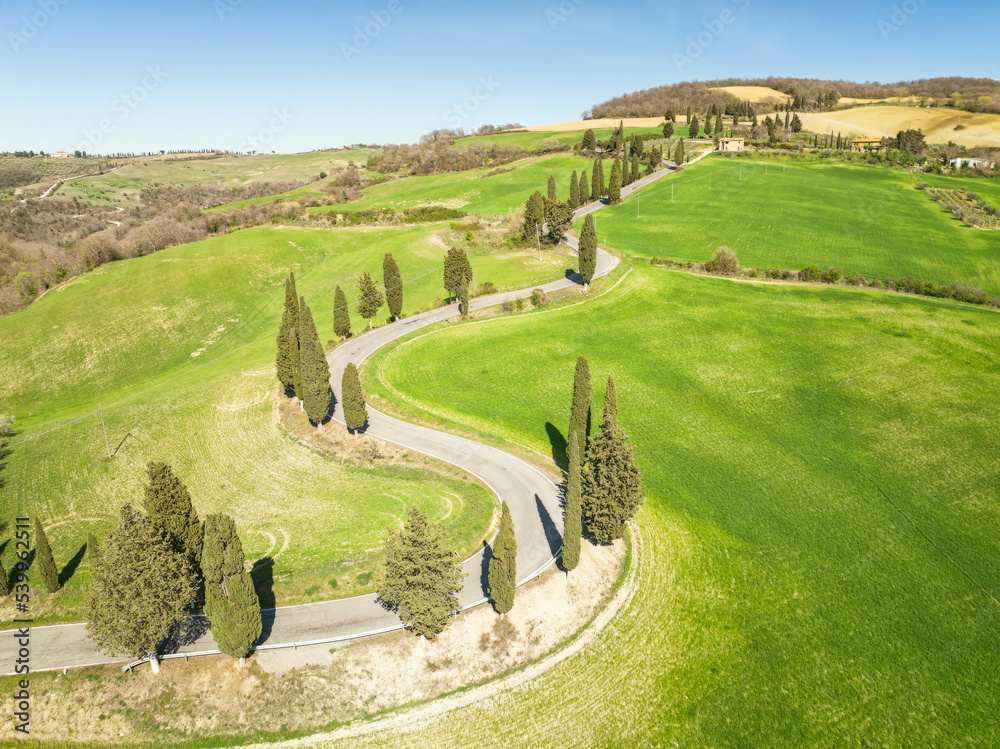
0, 424, 20, 491
534, 495, 562, 558
162, 614, 210, 651
479, 539, 493, 598
252, 556, 276, 643
58, 543, 87, 587
324, 387, 338, 425
545, 422, 568, 469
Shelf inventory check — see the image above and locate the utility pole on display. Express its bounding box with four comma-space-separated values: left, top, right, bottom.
99, 403, 111, 458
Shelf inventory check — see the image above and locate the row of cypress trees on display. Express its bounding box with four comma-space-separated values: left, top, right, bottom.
276, 272, 332, 426
562, 356, 645, 571
86, 462, 261, 672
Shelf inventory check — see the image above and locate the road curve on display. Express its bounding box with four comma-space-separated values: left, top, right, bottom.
1, 154, 704, 674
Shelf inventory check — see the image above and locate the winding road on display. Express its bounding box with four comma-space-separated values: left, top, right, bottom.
1, 152, 705, 674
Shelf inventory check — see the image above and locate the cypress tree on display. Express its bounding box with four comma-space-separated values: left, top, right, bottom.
377, 506, 463, 639
689, 114, 699, 139
592, 158, 604, 198
547, 174, 557, 201
569, 170, 580, 209
630, 155, 640, 185
444, 247, 473, 301
383, 253, 403, 321
203, 514, 261, 667
356, 272, 384, 329
487, 500, 517, 615
87, 504, 197, 674
663, 121, 674, 139
88, 530, 101, 570
523, 190, 545, 241
686, 105, 692, 124
582, 375, 644, 543
297, 297, 332, 425
578, 169, 590, 204
562, 429, 582, 572
582, 128, 596, 151
275, 272, 299, 394
144, 462, 202, 575
608, 157, 622, 202
34, 518, 59, 593
716, 111, 724, 135
545, 200, 573, 244
569, 355, 592, 460
291, 324, 303, 403
674, 139, 684, 166
579, 214, 597, 290
341, 362, 367, 434
458, 280, 470, 317
333, 284, 351, 340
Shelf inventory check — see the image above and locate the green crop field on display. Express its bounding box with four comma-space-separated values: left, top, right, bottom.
362, 265, 1000, 747
57, 149, 376, 205
307, 153, 611, 218
453, 125, 668, 152
0, 222, 571, 624
586, 155, 1000, 293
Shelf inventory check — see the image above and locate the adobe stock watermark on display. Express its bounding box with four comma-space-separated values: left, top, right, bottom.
547, 0, 586, 30
8, 0, 72, 53
443, 76, 501, 129
214, 0, 243, 22
238, 108, 294, 154
673, 0, 751, 72
76, 66, 169, 154
341, 0, 403, 63
878, 0, 929, 40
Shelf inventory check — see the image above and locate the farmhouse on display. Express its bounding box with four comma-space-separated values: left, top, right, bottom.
49, 151, 72, 158
950, 157, 995, 169
850, 137, 884, 153
718, 137, 744, 152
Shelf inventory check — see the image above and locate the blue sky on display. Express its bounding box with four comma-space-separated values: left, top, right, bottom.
1, 0, 997, 154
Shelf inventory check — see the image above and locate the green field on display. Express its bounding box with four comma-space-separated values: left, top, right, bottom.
587, 155, 1000, 293
364, 265, 1000, 746
0, 222, 571, 624
57, 149, 376, 205
454, 125, 668, 152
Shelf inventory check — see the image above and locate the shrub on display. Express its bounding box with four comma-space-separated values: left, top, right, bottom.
821, 267, 842, 284
799, 265, 821, 282
515, 298, 525, 311
704, 246, 739, 276
530, 288, 549, 308
475, 281, 497, 297
870, 279, 884, 290
988, 297, 1000, 308
500, 300, 515, 313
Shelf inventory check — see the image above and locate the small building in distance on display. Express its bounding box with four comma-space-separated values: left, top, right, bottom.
49, 151, 72, 158
850, 137, 884, 153
718, 137, 744, 152
950, 157, 995, 169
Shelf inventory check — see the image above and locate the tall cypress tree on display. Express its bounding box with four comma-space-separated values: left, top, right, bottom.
630, 155, 640, 185
356, 272, 384, 329
547, 174, 557, 201
275, 272, 299, 394
674, 140, 685, 166
569, 171, 579, 209
689, 114, 699, 139
582, 375, 644, 543
487, 500, 517, 615
578, 169, 589, 203
569, 355, 592, 460
582, 128, 596, 150
579, 214, 597, 290
88, 530, 101, 570
297, 297, 332, 425
341, 362, 367, 434
144, 462, 202, 575
522, 190, 542, 240
444, 247, 473, 301
562, 430, 583, 572
333, 285, 351, 340
592, 158, 604, 198
203, 514, 261, 667
34, 518, 59, 593
458, 280, 470, 318
608, 157, 622, 203
716, 111, 725, 135
383, 253, 403, 321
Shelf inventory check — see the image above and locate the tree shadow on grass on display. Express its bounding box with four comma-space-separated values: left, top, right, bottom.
252, 556, 276, 644
58, 543, 87, 587
545, 422, 568, 470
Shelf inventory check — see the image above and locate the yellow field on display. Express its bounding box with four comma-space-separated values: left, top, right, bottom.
711, 85, 792, 104
796, 106, 1000, 147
